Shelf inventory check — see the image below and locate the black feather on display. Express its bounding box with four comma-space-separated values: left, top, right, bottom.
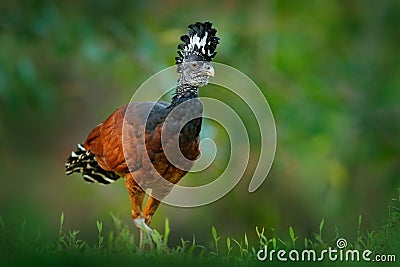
176, 21, 219, 64
65, 144, 120, 185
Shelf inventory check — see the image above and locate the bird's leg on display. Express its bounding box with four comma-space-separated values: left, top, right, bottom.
125, 173, 147, 250
143, 196, 161, 226
142, 196, 163, 248
133, 217, 155, 250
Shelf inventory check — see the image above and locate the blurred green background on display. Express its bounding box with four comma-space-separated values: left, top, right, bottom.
0, 0, 399, 247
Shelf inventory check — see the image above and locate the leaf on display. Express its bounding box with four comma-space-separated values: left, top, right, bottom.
59, 212, 65, 242
96, 221, 103, 234
289, 226, 295, 241
180, 237, 187, 250
227, 237, 231, 249
232, 238, 241, 248
211, 226, 220, 255
357, 214, 363, 238
255, 226, 264, 239
278, 237, 287, 247
212, 226, 218, 241
319, 218, 325, 235
109, 212, 121, 231
244, 233, 249, 248
164, 218, 170, 245
272, 237, 277, 249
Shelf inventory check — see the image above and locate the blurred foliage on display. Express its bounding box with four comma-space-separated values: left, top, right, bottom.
0, 207, 399, 267
0, 0, 399, 249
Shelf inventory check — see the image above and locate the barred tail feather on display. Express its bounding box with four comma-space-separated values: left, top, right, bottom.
65, 144, 120, 185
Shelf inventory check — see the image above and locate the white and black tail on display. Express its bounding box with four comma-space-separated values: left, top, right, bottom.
65, 144, 120, 185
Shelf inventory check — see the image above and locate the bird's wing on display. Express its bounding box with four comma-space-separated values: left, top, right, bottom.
84, 104, 128, 173
83, 102, 170, 174
84, 123, 103, 155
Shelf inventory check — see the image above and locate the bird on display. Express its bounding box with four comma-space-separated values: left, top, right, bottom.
65, 21, 219, 248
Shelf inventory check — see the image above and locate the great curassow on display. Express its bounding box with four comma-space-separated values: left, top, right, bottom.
65, 22, 219, 247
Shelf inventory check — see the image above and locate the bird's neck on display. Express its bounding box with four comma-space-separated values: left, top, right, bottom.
171, 84, 199, 106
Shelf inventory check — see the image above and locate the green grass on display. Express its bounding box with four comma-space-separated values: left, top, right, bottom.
1, 194, 399, 267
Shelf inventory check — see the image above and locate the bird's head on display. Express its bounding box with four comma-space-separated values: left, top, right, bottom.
176, 22, 219, 88
177, 61, 214, 87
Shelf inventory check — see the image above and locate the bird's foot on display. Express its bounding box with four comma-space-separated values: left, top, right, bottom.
133, 218, 160, 250
134, 217, 153, 233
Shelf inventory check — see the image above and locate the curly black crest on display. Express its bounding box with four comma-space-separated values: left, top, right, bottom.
175, 21, 219, 64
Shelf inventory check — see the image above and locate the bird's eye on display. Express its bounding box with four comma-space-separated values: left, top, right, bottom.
191, 63, 197, 68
